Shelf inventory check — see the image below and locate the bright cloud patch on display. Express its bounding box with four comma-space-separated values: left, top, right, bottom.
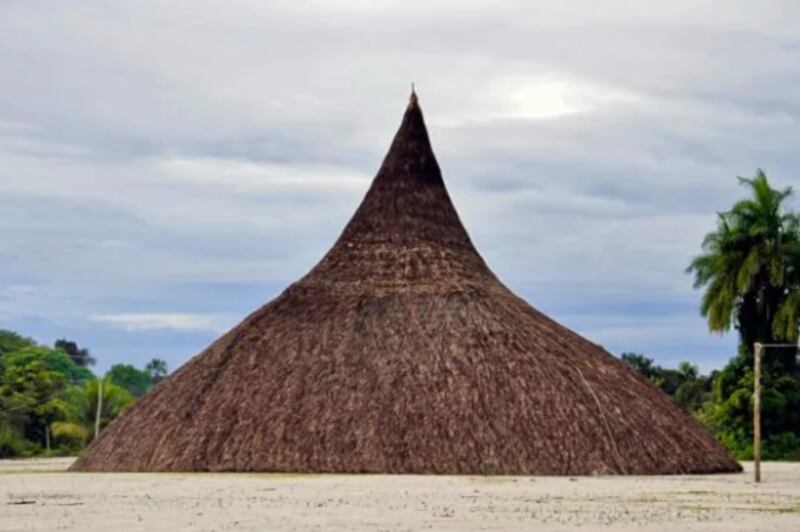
90, 313, 234, 332
493, 76, 641, 121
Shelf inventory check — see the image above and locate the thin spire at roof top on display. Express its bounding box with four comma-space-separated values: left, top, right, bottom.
409, 83, 418, 108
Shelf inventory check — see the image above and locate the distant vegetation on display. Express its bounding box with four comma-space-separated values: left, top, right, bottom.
621, 353, 713, 414
0, 330, 168, 458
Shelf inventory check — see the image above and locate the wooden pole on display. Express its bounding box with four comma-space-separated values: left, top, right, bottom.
94, 378, 103, 439
753, 342, 762, 483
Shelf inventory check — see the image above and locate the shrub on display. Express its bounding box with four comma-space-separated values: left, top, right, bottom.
0, 427, 39, 458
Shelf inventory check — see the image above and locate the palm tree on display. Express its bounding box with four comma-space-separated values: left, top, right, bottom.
51, 378, 134, 447
688, 169, 800, 354
688, 170, 800, 458
145, 358, 168, 385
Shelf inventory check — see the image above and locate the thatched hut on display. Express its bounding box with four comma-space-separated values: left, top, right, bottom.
73, 93, 740, 474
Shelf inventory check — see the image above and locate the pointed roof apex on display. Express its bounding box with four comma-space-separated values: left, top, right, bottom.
328, 85, 469, 249
409, 83, 418, 108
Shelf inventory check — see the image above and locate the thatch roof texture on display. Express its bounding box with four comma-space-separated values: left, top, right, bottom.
73, 94, 740, 474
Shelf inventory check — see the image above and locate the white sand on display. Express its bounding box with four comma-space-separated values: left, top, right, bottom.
0, 458, 798, 531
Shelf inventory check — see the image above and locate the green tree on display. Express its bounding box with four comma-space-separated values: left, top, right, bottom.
0, 347, 73, 450
622, 353, 712, 413
36, 348, 94, 384
0, 330, 35, 357
0, 331, 140, 456
671, 362, 707, 412
48, 378, 135, 448
621, 353, 657, 380
80, 378, 134, 439
54, 338, 96, 367
145, 358, 168, 385
678, 361, 699, 381
688, 170, 800, 459
688, 170, 800, 356
106, 364, 152, 398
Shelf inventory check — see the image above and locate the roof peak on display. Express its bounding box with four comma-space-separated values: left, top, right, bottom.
297, 92, 492, 290
318, 91, 478, 250
409, 83, 418, 108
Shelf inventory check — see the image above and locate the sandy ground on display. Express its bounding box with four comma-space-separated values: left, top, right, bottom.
0, 458, 798, 531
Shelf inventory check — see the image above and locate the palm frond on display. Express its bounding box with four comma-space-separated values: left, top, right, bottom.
689, 169, 800, 342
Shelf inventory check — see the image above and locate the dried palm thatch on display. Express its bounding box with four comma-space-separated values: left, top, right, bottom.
72, 93, 740, 474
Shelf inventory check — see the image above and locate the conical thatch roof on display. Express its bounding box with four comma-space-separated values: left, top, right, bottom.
73, 94, 740, 474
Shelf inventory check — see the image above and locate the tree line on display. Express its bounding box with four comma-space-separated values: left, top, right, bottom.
0, 331, 168, 458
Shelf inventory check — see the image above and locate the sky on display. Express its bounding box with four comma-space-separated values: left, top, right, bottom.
2, 1, 799, 374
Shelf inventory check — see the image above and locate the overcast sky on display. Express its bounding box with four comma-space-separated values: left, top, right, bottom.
2, 1, 799, 374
